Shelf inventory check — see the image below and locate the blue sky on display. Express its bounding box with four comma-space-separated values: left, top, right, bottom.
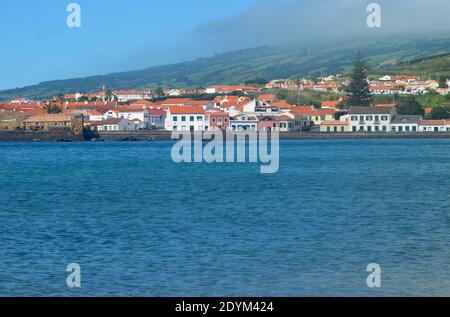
0, 0, 257, 90
1, 0, 450, 90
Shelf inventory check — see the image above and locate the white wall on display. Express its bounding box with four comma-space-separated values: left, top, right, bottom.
165, 113, 206, 131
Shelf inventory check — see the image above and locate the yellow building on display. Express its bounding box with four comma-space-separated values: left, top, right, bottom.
320, 120, 350, 133
0, 112, 27, 131
21, 114, 84, 134
0, 113, 83, 134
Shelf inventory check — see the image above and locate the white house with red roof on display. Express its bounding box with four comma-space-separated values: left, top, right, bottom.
155, 98, 191, 107
117, 106, 149, 128
230, 114, 258, 132
87, 110, 104, 122
419, 120, 447, 132
89, 118, 142, 132
113, 90, 153, 102
10, 97, 31, 104
103, 109, 119, 120
148, 109, 166, 129
165, 106, 207, 131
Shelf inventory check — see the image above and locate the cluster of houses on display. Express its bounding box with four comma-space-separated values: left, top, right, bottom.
0, 111, 84, 136
3, 92, 449, 135
265, 75, 450, 96
319, 106, 450, 133
368, 75, 449, 96
2, 73, 450, 135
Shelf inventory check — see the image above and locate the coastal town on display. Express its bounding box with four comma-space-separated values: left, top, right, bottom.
1, 72, 450, 140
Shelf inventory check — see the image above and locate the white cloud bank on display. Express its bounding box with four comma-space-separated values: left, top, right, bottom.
191, 0, 450, 51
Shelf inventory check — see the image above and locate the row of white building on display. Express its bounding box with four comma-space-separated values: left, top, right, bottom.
320, 107, 450, 133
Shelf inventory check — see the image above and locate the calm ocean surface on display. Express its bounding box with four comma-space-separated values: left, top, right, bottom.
1, 139, 450, 296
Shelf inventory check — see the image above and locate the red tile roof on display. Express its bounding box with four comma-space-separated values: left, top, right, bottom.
321, 100, 341, 108
87, 110, 103, 116
271, 100, 294, 109
22, 109, 48, 115
185, 100, 211, 106
291, 106, 336, 116
130, 99, 152, 105
148, 109, 166, 116
156, 98, 191, 106
419, 120, 446, 126
168, 106, 205, 114
118, 106, 147, 112
258, 94, 277, 101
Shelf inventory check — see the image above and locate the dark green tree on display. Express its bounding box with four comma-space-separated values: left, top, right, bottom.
431, 105, 450, 119
345, 51, 373, 107
397, 97, 425, 115
105, 89, 114, 102
45, 105, 62, 114
439, 76, 448, 89
155, 87, 164, 97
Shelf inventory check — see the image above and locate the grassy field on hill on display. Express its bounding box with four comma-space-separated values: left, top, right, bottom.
372, 53, 450, 79
2, 33, 450, 101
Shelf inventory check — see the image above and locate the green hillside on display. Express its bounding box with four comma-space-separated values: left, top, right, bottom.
374, 53, 450, 78
2, 33, 450, 101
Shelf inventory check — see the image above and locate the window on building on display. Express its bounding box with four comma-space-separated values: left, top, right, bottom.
381, 116, 388, 121
352, 126, 357, 132
190, 116, 194, 122
182, 116, 186, 122
367, 116, 373, 121
351, 116, 358, 121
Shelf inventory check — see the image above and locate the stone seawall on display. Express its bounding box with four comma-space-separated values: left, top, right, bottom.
97, 131, 450, 141
97, 131, 173, 141
3, 130, 450, 142
0, 131, 84, 142
279, 132, 450, 139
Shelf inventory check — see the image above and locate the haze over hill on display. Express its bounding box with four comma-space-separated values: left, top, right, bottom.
1, 33, 450, 101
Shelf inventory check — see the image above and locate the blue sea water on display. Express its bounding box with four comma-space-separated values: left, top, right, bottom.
1, 139, 450, 296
